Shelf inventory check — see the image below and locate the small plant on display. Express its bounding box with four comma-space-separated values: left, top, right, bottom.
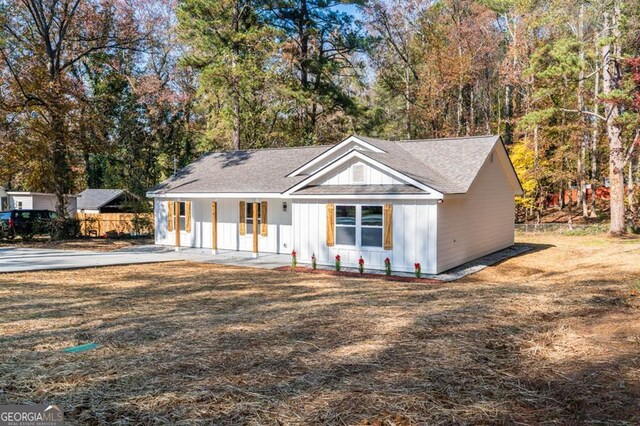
311, 253, 317, 270
358, 256, 365, 274
335, 254, 341, 271
631, 280, 640, 296
384, 257, 391, 276
291, 250, 297, 268
414, 262, 421, 278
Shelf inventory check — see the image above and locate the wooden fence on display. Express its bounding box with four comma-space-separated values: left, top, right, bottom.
77, 213, 154, 237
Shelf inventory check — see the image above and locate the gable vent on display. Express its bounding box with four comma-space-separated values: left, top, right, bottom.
352, 164, 365, 184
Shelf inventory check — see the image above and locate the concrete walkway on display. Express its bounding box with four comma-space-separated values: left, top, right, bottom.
115, 246, 292, 270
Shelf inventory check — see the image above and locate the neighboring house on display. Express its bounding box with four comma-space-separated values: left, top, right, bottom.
4, 191, 77, 217
77, 189, 139, 214
147, 135, 523, 274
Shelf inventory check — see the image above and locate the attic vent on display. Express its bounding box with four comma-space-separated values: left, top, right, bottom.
490, 152, 494, 163
352, 164, 365, 184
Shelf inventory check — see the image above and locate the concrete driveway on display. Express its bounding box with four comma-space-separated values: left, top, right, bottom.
0, 247, 183, 273
0, 246, 291, 273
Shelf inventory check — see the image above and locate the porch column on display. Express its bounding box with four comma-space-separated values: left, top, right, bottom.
252, 201, 259, 258
174, 201, 181, 252
211, 201, 218, 255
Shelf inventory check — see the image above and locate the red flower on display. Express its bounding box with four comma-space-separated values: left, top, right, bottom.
292, 250, 297, 257
384, 257, 391, 264
414, 263, 421, 269
335, 254, 341, 261
358, 256, 365, 265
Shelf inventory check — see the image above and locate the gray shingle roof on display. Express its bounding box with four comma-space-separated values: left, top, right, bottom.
397, 135, 500, 193
293, 184, 424, 195
77, 189, 125, 210
150, 146, 331, 194
149, 135, 505, 196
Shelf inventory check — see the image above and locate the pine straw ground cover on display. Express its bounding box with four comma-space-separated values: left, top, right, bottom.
0, 234, 639, 424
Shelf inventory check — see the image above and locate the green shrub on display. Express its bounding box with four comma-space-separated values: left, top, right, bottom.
131, 213, 153, 236
48, 218, 81, 240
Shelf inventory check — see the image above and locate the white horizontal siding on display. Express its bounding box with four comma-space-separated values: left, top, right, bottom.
9, 195, 33, 210
8, 194, 76, 216
436, 149, 515, 273
292, 199, 437, 273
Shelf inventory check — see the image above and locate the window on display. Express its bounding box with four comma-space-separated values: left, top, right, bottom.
17, 201, 22, 210
335, 205, 383, 248
336, 205, 356, 245
178, 202, 186, 231
246, 202, 262, 234
361, 206, 383, 247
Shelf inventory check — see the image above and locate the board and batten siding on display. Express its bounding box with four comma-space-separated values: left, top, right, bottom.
317, 160, 404, 186
436, 150, 516, 273
292, 200, 438, 273
154, 198, 292, 253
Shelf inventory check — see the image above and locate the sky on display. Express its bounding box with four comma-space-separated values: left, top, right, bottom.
334, 3, 364, 19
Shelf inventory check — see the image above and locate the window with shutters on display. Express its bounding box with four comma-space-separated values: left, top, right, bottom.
178, 202, 187, 231
246, 202, 262, 234
335, 205, 383, 248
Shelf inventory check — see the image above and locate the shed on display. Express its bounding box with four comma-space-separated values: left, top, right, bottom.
76, 189, 139, 214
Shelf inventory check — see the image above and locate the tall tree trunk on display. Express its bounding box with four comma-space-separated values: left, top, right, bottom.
46, 77, 71, 218
456, 44, 464, 136
297, 0, 312, 137
51, 105, 70, 217
231, 1, 241, 150
470, 83, 476, 134
577, 3, 589, 218
505, 85, 513, 145
629, 159, 636, 222
602, 6, 626, 235
405, 65, 411, 139
590, 34, 600, 218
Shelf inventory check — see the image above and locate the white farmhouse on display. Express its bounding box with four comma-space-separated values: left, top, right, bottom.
147, 135, 523, 274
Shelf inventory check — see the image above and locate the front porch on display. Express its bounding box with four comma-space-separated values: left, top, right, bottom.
123, 245, 292, 270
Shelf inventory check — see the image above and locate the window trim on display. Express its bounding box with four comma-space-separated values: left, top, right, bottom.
360, 205, 384, 248
245, 202, 262, 235
178, 201, 187, 232
335, 204, 357, 246
334, 203, 385, 249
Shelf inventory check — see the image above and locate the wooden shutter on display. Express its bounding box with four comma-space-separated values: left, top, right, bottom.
383, 204, 393, 250
326, 203, 335, 247
211, 202, 218, 250
185, 201, 192, 232
167, 201, 174, 232
239, 201, 246, 235
261, 201, 268, 236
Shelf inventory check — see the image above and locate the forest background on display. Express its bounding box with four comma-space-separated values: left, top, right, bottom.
1, 0, 639, 234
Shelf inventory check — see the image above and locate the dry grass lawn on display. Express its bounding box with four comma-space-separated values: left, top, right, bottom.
1, 234, 639, 424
